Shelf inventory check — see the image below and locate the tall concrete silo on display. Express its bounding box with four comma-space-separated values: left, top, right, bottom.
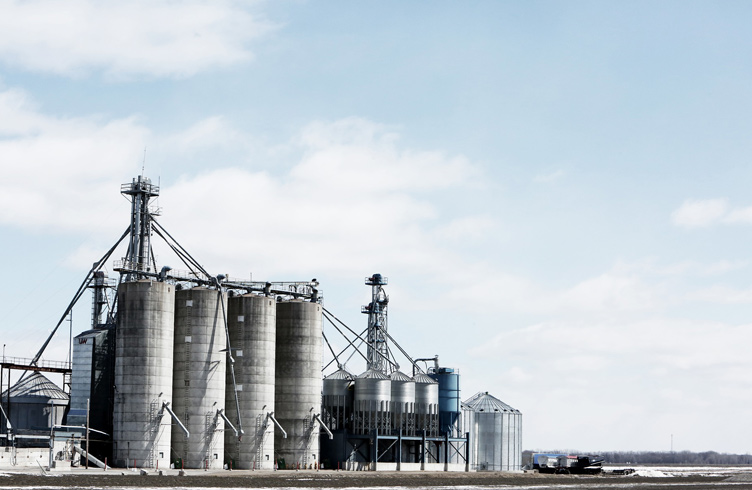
225, 294, 276, 470
113, 279, 175, 469
275, 300, 323, 469
463, 391, 522, 471
172, 287, 227, 469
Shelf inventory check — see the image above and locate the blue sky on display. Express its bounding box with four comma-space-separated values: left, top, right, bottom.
1, 0, 752, 454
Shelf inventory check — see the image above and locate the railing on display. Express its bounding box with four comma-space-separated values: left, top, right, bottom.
1, 356, 70, 370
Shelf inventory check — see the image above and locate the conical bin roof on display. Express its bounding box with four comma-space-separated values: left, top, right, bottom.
463, 391, 519, 413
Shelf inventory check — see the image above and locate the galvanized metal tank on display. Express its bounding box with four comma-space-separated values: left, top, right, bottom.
389, 370, 415, 434
463, 391, 522, 471
113, 279, 175, 469
322, 368, 353, 431
1, 372, 68, 430
429, 367, 461, 435
225, 293, 276, 470
353, 369, 391, 435
274, 299, 323, 468
413, 372, 439, 436
172, 287, 227, 469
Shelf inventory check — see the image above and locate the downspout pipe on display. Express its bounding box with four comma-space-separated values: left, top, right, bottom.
217, 409, 238, 437
73, 445, 110, 469
313, 413, 333, 440
161, 402, 190, 438
0, 403, 11, 431
267, 412, 287, 439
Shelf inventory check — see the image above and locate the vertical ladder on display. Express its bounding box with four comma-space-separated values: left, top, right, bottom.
255, 414, 263, 468
147, 401, 159, 468
205, 413, 213, 468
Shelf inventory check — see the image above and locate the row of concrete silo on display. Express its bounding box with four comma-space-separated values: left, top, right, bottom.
110, 279, 322, 470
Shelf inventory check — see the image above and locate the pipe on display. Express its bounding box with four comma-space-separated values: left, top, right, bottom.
217, 409, 238, 437
0, 402, 11, 430
313, 413, 333, 440
219, 290, 244, 437
267, 412, 287, 439
73, 445, 110, 469
161, 402, 189, 438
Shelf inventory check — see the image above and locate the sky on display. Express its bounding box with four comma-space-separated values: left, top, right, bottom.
1, 0, 752, 454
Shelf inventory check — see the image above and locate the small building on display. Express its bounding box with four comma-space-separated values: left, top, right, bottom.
1, 372, 68, 432
462, 391, 522, 471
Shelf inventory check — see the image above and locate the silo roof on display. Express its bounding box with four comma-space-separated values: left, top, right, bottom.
463, 391, 520, 413
1, 372, 68, 401
390, 370, 413, 382
358, 369, 389, 380
325, 368, 354, 380
413, 373, 438, 384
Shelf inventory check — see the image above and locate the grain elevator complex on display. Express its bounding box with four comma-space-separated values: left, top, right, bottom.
0, 176, 521, 472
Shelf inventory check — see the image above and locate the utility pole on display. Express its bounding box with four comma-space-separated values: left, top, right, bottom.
86, 398, 90, 469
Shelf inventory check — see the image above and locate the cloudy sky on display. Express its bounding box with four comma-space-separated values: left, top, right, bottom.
2, 1, 752, 454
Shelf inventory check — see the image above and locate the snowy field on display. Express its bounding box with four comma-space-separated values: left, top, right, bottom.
607, 465, 752, 478
1, 467, 752, 490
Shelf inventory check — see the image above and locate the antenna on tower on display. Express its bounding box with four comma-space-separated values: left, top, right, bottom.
141, 147, 147, 176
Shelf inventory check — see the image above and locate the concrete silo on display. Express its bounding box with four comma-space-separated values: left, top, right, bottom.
274, 299, 323, 469
463, 391, 522, 471
225, 294, 276, 469
113, 279, 175, 469
172, 287, 227, 469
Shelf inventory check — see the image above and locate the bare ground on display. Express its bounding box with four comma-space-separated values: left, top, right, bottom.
1, 470, 750, 489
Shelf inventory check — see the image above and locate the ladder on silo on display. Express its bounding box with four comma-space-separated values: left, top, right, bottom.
205, 413, 213, 468
147, 401, 159, 468
254, 414, 263, 469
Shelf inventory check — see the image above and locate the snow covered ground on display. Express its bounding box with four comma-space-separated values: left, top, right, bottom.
607, 465, 752, 478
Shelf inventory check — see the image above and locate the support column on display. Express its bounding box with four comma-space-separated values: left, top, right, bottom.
372, 429, 378, 471
397, 430, 402, 471
421, 430, 426, 471
465, 432, 470, 472
444, 432, 449, 471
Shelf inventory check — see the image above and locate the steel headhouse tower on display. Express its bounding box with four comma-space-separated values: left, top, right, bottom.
121, 175, 160, 276
362, 274, 389, 373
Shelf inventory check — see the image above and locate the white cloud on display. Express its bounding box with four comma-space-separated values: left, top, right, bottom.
0, 87, 149, 232
158, 118, 483, 279
654, 259, 749, 276
671, 198, 728, 228
469, 317, 752, 451
687, 285, 752, 304
0, 88, 489, 286
293, 117, 478, 194
723, 206, 752, 224
444, 262, 666, 317
533, 169, 565, 183
671, 198, 752, 229
0, 0, 274, 79
161, 116, 245, 154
